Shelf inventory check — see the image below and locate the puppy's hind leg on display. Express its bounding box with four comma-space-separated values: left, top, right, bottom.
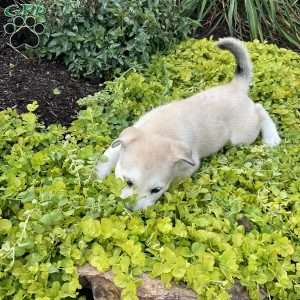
256, 104, 281, 147
96, 145, 121, 179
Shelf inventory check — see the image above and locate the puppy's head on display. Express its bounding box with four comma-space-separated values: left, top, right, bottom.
112, 127, 195, 210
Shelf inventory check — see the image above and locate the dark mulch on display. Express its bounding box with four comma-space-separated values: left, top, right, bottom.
0, 7, 101, 126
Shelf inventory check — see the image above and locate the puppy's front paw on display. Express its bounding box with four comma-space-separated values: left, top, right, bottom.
264, 132, 281, 147
96, 162, 111, 179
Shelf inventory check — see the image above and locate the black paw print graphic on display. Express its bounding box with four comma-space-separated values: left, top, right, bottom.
4, 16, 44, 48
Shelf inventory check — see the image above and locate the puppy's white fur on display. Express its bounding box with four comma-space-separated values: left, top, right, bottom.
96, 38, 281, 210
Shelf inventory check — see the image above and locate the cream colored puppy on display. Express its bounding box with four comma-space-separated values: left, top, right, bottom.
96, 38, 281, 210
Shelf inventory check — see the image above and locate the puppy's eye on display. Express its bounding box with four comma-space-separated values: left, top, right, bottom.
126, 180, 133, 187
150, 187, 162, 194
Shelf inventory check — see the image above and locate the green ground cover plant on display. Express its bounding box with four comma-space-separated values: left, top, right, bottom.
0, 39, 300, 299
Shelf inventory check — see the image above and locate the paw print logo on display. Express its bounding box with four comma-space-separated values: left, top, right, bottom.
4, 16, 44, 49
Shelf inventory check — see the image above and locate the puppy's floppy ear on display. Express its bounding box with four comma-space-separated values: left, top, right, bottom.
111, 127, 140, 148
171, 142, 196, 166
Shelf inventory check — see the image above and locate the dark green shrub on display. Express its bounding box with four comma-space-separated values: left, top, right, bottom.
36, 0, 195, 78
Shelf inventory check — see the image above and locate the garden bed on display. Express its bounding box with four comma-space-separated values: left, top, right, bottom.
1, 2, 300, 299
0, 7, 101, 126
1, 38, 299, 300
1, 2, 298, 127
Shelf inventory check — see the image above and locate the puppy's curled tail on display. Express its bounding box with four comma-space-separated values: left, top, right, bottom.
217, 37, 252, 89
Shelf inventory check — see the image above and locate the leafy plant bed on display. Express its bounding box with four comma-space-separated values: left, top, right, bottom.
0, 38, 299, 300
0, 8, 101, 126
